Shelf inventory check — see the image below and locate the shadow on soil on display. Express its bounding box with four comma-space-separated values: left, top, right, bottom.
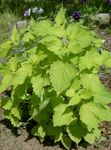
0, 119, 19, 136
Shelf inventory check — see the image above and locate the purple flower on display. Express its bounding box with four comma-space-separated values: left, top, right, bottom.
80, 0, 87, 4
106, 0, 111, 4
72, 12, 81, 21
100, 31, 105, 36
24, 8, 31, 17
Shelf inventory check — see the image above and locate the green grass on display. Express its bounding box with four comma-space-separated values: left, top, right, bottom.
0, 11, 19, 43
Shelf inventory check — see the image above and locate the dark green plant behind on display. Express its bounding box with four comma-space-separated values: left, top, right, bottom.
0, 0, 110, 16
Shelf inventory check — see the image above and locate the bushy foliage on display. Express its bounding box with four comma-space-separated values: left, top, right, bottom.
0, 8, 111, 149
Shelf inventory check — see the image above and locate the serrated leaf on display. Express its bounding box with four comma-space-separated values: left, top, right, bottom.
66, 88, 75, 97
40, 35, 63, 55
31, 20, 53, 36
22, 32, 34, 42
50, 61, 76, 94
79, 49, 104, 71
94, 88, 111, 104
55, 7, 65, 25
0, 41, 12, 58
81, 74, 103, 93
31, 124, 46, 138
31, 75, 44, 97
0, 63, 11, 76
67, 120, 87, 144
68, 93, 81, 106
11, 106, 21, 119
84, 128, 101, 144
66, 23, 79, 37
0, 74, 12, 93
53, 103, 74, 126
47, 122, 63, 142
10, 114, 20, 127
61, 134, 72, 150
12, 78, 29, 100
9, 56, 18, 72
79, 102, 111, 131
12, 63, 32, 86
79, 89, 93, 99
67, 28, 94, 54
0, 97, 13, 110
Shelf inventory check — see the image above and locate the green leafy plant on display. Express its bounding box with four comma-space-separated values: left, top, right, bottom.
0, 7, 111, 149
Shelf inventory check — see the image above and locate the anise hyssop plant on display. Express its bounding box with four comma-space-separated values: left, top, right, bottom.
0, 8, 111, 149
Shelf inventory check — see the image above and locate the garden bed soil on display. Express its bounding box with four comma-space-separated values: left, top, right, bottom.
0, 108, 111, 150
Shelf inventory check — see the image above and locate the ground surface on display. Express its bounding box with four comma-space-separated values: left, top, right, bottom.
0, 108, 111, 150
0, 26, 111, 150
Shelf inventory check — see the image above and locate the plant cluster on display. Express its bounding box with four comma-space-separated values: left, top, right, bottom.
0, 8, 111, 150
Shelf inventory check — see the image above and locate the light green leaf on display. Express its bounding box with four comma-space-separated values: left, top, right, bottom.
66, 88, 75, 97
53, 103, 74, 126
50, 61, 76, 94
71, 77, 81, 91
0, 41, 12, 58
55, 7, 65, 26
68, 93, 81, 106
66, 23, 79, 37
31, 75, 44, 97
0, 97, 13, 110
22, 32, 34, 42
40, 35, 63, 55
61, 134, 72, 150
0, 63, 11, 76
79, 89, 93, 99
93, 85, 111, 104
67, 42, 83, 54
67, 28, 94, 54
53, 24, 65, 37
67, 120, 86, 144
81, 74, 103, 93
105, 58, 111, 67
76, 30, 94, 48
31, 20, 53, 36
10, 114, 20, 127
31, 124, 46, 138
11, 106, 21, 119
79, 49, 104, 71
9, 56, 18, 73
0, 74, 12, 93
12, 62, 32, 86
11, 26, 18, 42
79, 102, 111, 131
84, 128, 101, 144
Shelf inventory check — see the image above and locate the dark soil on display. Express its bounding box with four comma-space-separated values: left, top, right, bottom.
0, 108, 111, 150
